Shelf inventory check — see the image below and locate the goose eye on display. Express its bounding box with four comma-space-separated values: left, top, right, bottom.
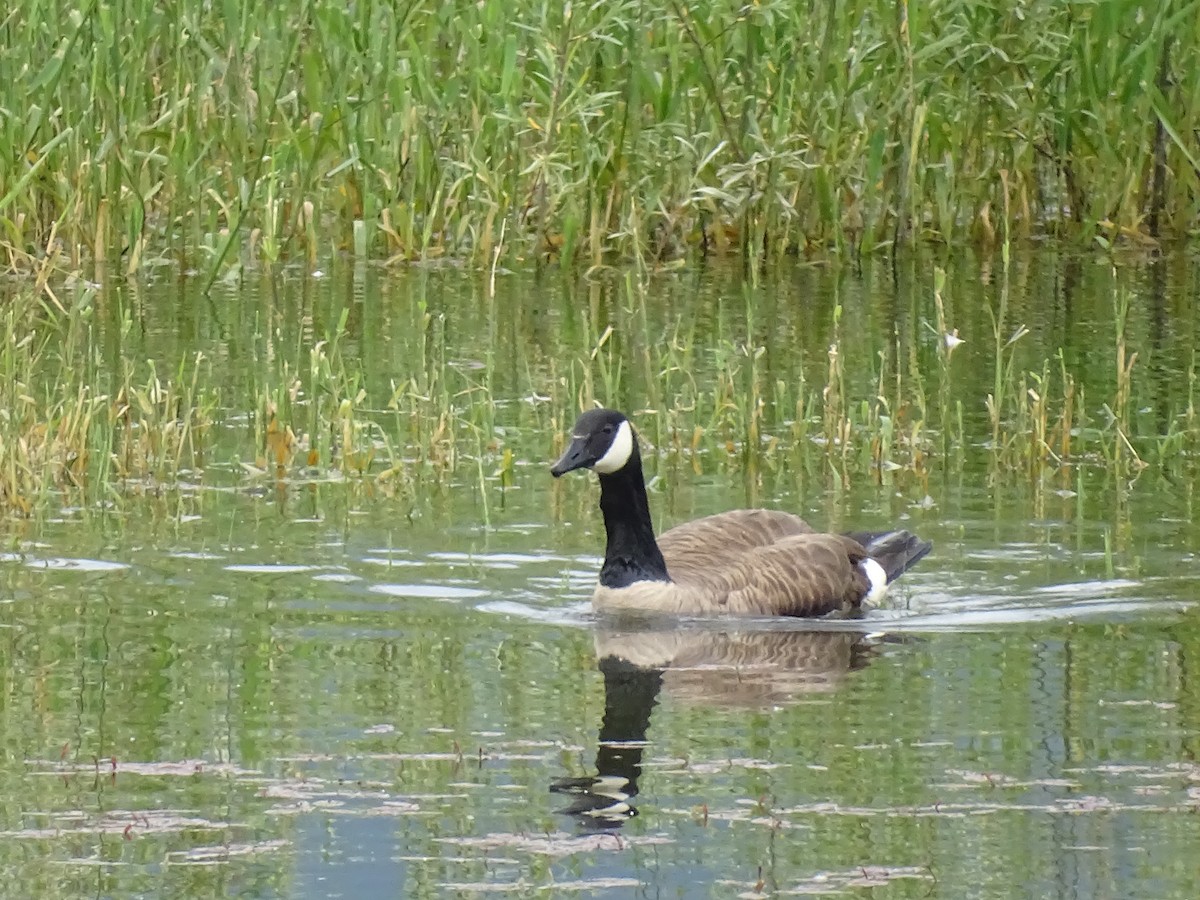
601, 424, 614, 434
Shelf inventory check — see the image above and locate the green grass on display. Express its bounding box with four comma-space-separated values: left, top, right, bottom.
1, 0, 1199, 275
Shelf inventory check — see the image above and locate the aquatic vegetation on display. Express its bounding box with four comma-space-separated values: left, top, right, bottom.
1, 0, 1198, 275
2, 248, 1199, 523
0, 291, 206, 511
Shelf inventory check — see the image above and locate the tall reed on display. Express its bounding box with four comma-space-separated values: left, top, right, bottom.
2, 0, 1198, 274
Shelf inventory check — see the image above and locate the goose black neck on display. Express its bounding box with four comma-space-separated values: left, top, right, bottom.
596, 448, 670, 588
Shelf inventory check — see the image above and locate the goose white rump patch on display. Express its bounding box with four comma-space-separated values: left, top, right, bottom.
593, 420, 634, 474
861, 558, 889, 605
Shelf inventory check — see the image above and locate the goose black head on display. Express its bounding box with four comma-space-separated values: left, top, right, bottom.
550, 408, 636, 477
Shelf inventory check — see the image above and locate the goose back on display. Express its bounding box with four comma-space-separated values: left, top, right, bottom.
655, 509, 814, 565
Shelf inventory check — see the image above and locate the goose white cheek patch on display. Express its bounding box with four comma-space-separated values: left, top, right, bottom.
593, 420, 634, 474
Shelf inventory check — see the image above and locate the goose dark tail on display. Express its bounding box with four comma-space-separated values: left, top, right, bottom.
843, 530, 932, 583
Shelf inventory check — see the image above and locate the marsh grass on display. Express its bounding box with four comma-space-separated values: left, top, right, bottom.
3, 255, 1200, 521
0, 291, 219, 513
2, 0, 1199, 276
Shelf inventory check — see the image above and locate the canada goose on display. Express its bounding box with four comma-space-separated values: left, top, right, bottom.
551, 408, 931, 617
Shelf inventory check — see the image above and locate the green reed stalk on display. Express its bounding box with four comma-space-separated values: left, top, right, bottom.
4, 0, 1199, 274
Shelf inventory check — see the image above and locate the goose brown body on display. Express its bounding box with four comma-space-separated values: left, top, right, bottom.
552, 409, 930, 618
597, 511, 872, 616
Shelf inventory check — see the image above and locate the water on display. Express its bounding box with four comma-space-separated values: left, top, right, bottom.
3, 252, 1200, 898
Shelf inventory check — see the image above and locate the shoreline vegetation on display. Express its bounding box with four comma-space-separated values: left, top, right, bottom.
2, 0, 1199, 278
2, 252, 1198, 520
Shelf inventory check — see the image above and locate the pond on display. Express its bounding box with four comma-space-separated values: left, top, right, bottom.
2, 250, 1200, 898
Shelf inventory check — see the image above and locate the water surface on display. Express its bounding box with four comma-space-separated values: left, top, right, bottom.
3, 252, 1200, 898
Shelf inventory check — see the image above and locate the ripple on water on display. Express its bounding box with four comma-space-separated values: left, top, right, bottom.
369, 583, 487, 601
0, 553, 128, 573
477, 599, 592, 626
224, 564, 320, 574
527, 572, 597, 591
167, 840, 291, 865
361, 557, 425, 568
874, 577, 1192, 630
428, 551, 570, 568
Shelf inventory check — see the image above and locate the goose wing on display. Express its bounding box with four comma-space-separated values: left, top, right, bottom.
672, 532, 871, 617
657, 509, 814, 575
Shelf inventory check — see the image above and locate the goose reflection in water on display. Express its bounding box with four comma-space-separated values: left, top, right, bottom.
551, 627, 878, 832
